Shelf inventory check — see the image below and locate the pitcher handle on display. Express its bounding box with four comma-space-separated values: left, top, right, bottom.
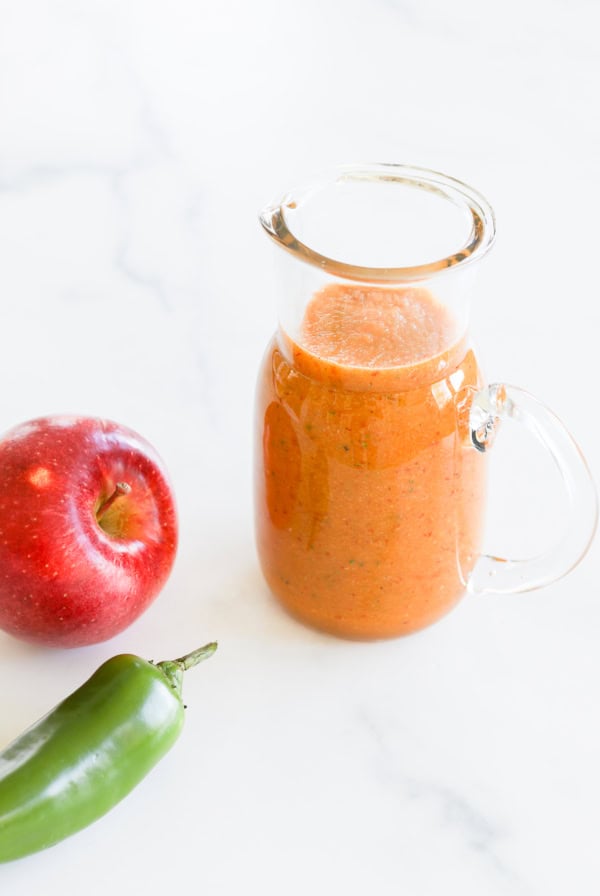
466, 383, 598, 595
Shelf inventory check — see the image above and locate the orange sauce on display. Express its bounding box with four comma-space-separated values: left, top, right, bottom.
255, 284, 487, 639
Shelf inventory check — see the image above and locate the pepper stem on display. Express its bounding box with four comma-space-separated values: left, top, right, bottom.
174, 642, 218, 669
156, 642, 218, 694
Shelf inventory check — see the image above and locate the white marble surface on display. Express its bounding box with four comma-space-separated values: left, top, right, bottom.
1, 1, 599, 893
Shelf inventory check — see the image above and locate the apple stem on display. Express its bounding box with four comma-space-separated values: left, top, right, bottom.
97, 482, 132, 520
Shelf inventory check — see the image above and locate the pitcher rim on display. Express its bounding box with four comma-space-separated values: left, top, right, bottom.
259, 162, 496, 283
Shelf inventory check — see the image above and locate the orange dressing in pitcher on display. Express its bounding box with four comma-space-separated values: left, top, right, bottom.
255, 284, 487, 638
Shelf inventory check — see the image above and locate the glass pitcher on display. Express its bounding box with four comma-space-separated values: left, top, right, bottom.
254, 163, 597, 640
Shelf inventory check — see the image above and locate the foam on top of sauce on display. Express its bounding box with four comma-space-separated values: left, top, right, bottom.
301, 284, 456, 369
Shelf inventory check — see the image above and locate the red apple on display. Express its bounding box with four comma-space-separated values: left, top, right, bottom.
0, 415, 178, 648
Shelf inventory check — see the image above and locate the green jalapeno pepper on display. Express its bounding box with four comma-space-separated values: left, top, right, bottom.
0, 641, 217, 863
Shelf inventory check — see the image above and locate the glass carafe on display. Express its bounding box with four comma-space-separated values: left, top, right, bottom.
254, 164, 597, 639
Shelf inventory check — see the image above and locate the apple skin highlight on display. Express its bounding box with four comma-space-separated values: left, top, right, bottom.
0, 415, 178, 648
